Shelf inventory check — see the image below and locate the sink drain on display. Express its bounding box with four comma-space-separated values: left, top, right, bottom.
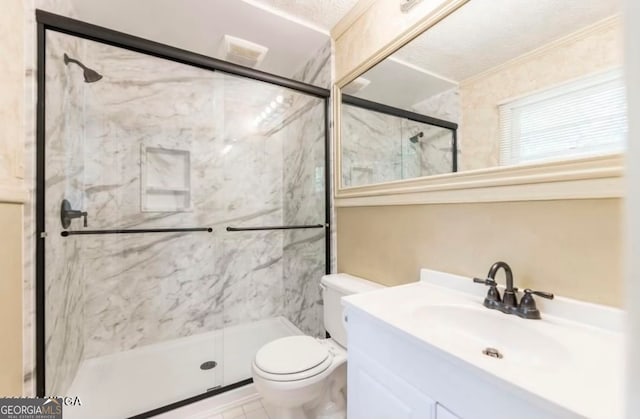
482, 347, 503, 359
200, 361, 218, 370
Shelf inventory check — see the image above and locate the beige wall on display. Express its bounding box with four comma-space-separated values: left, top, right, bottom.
460, 18, 623, 171
333, 1, 623, 308
0, 0, 25, 396
337, 199, 622, 307
0, 0, 25, 185
0, 204, 24, 395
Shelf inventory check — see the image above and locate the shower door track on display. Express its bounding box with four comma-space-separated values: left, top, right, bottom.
35, 10, 331, 418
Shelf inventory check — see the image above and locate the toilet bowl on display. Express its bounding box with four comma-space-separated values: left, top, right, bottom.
252, 336, 347, 419
251, 274, 382, 419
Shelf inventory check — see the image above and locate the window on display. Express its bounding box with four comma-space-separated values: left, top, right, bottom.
499, 69, 627, 166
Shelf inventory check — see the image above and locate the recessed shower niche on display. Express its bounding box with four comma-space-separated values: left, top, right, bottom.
141, 145, 192, 212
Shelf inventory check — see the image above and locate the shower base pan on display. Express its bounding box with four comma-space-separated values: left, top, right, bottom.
64, 316, 302, 419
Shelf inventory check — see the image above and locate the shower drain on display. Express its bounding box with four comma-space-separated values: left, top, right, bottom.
200, 361, 218, 370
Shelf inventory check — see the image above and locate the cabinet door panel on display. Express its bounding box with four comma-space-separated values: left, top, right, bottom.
348, 347, 435, 419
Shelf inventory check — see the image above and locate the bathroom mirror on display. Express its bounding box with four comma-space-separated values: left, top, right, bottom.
338, 0, 624, 191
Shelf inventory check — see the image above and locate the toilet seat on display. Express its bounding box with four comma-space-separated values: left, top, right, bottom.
254, 336, 334, 382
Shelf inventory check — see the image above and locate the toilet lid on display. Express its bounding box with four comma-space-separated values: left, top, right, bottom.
255, 336, 329, 375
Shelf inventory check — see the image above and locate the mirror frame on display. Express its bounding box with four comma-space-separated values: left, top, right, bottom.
332, 0, 624, 207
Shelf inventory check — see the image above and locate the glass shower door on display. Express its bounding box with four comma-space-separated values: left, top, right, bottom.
44, 31, 224, 418
401, 118, 456, 177
42, 25, 328, 419
215, 71, 327, 386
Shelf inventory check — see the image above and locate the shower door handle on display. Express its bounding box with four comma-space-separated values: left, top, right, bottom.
226, 224, 325, 232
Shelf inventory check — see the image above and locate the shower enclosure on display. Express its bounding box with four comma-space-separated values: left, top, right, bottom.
36, 11, 329, 418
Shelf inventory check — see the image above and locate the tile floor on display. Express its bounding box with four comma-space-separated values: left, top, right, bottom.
207, 398, 276, 419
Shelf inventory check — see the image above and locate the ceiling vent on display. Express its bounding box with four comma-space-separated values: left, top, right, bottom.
342, 77, 371, 95
219, 35, 268, 68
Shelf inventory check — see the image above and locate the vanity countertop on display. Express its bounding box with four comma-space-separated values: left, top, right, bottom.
342, 269, 624, 419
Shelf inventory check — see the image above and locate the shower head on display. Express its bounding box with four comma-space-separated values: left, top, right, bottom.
63, 53, 103, 83
409, 131, 424, 144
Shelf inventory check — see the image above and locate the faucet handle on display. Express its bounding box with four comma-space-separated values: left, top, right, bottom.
473, 277, 497, 286
517, 289, 554, 320
523, 289, 554, 300
474, 277, 502, 309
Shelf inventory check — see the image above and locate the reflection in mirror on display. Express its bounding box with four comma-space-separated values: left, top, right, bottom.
341, 98, 457, 187
340, 0, 624, 188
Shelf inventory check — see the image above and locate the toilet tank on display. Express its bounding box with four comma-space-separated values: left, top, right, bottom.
320, 273, 383, 347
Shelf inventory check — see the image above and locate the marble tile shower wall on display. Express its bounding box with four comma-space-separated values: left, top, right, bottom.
341, 104, 401, 186
44, 30, 86, 396
291, 40, 331, 90
78, 38, 234, 359
279, 40, 331, 337
403, 120, 455, 178
44, 31, 327, 394
412, 87, 460, 124
294, 40, 337, 278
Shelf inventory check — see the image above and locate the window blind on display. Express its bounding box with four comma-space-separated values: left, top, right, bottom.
499, 69, 627, 166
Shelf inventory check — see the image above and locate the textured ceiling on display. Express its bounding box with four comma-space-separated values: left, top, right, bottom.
246, 0, 361, 31
392, 0, 620, 81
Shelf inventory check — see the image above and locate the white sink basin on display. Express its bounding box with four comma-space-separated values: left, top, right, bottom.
342, 268, 624, 419
410, 304, 570, 369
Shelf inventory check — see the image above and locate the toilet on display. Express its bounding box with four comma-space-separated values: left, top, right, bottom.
252, 274, 383, 419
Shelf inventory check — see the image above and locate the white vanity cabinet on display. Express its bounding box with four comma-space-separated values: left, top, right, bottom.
348, 345, 438, 419
346, 311, 462, 419
345, 307, 577, 419
348, 342, 464, 419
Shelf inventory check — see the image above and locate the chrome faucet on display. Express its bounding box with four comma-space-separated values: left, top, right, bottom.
474, 261, 554, 319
